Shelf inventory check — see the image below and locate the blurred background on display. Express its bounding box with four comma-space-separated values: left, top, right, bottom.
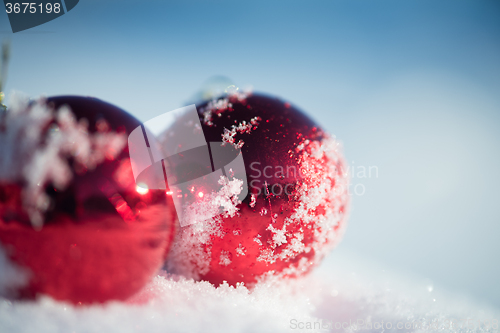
1, 0, 499, 307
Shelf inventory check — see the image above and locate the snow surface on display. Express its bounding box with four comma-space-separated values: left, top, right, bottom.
1, 251, 498, 333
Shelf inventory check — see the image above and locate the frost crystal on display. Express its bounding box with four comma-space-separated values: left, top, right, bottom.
201, 98, 232, 126
200, 90, 252, 126
235, 244, 246, 256
249, 194, 256, 208
221, 117, 262, 149
219, 250, 232, 266
167, 176, 244, 279
182, 176, 243, 226
253, 136, 350, 274
0, 92, 127, 227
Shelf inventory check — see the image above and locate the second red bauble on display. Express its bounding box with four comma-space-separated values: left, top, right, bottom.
166, 92, 350, 287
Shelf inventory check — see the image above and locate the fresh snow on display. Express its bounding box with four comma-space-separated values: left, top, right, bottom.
0, 250, 498, 333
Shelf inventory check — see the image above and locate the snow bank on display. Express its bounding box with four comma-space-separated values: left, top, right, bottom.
1, 251, 498, 333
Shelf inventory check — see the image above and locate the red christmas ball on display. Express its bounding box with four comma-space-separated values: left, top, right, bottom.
0, 95, 176, 303
166, 92, 350, 287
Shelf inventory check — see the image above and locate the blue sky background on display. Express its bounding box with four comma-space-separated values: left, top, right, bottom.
1, 0, 500, 307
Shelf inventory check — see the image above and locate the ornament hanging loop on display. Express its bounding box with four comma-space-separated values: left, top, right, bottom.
0, 39, 11, 112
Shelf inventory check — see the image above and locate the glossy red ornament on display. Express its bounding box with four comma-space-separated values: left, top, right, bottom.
166, 92, 350, 287
0, 96, 176, 303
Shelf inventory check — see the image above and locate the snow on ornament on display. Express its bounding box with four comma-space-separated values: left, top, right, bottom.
166, 91, 350, 287
0, 94, 176, 303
